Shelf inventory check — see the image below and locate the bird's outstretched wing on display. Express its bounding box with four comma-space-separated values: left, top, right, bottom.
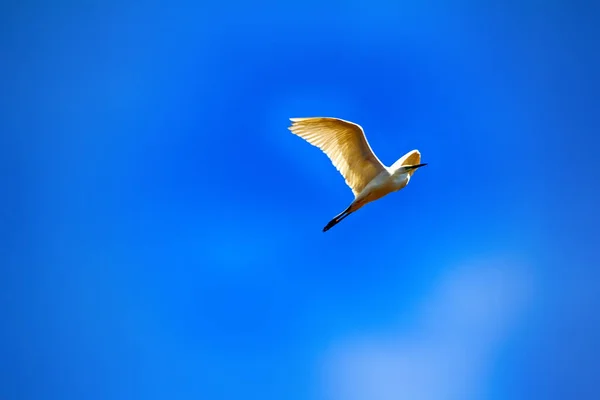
288, 117, 386, 197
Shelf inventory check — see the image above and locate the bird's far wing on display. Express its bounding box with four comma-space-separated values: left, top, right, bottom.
397, 149, 422, 177
288, 117, 386, 197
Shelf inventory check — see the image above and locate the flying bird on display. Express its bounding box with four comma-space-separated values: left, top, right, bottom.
288, 117, 427, 232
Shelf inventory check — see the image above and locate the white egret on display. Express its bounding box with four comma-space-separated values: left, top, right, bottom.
288, 117, 427, 232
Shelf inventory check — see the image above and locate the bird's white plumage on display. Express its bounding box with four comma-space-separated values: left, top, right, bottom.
288, 117, 386, 197
288, 116, 426, 232
392, 149, 422, 177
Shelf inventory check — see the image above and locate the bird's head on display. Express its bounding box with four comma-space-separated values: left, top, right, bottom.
391, 149, 426, 177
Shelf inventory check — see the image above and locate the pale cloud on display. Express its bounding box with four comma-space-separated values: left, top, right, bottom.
320, 258, 534, 400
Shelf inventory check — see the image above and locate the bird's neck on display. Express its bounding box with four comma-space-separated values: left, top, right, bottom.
390, 158, 407, 171
391, 167, 410, 184
391, 163, 409, 176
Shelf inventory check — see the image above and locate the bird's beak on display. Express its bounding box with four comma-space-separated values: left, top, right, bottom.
405, 163, 427, 171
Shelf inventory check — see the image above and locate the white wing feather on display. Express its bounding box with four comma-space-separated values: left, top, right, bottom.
288, 117, 386, 197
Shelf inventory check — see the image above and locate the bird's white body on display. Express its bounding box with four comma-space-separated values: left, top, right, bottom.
352, 168, 410, 211
288, 117, 426, 231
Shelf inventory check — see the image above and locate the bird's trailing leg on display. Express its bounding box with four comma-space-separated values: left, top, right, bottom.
323, 205, 354, 232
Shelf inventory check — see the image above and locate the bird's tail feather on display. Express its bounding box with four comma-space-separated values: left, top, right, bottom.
323, 206, 353, 232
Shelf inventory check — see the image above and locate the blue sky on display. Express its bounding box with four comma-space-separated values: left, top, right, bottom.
2, 1, 599, 399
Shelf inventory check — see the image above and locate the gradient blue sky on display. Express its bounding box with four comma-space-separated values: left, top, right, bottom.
2, 1, 599, 399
